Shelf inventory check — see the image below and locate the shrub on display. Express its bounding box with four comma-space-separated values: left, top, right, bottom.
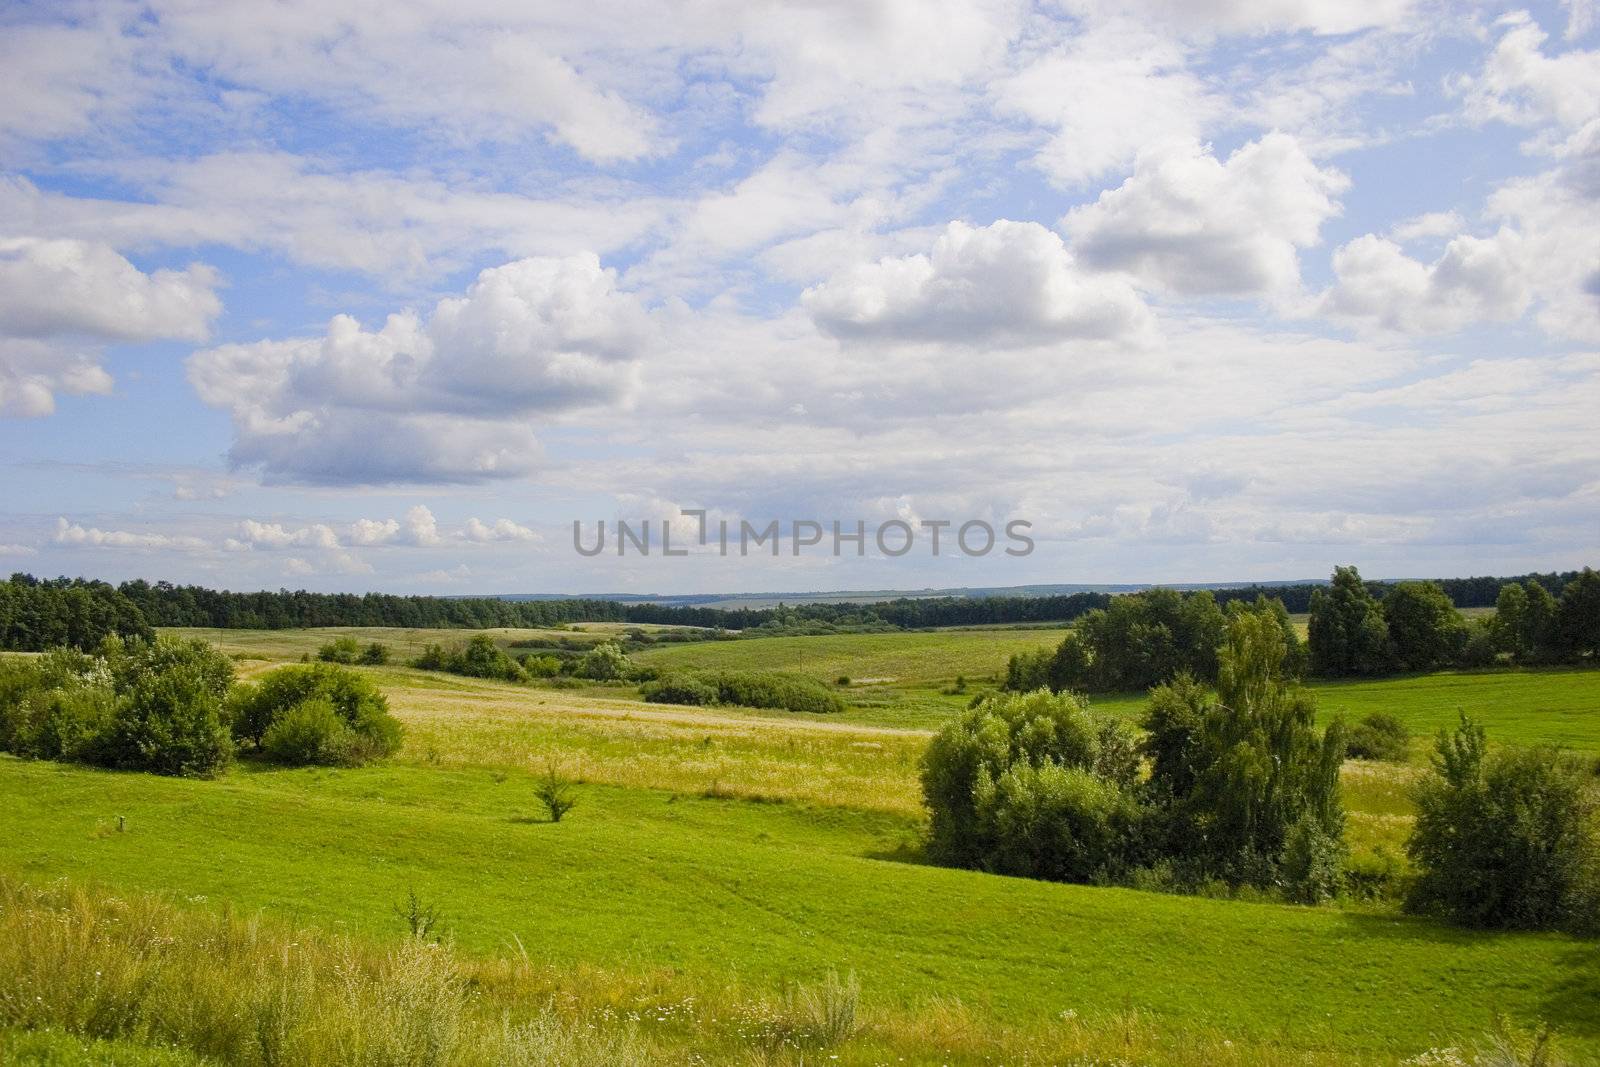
1406, 714, 1599, 932
535, 762, 578, 822
261, 695, 350, 765
317, 636, 362, 664
103, 663, 234, 777
412, 635, 526, 682
1280, 819, 1345, 904
922, 688, 1129, 870
973, 761, 1143, 883
1346, 712, 1411, 762
641, 669, 844, 714
520, 654, 562, 678
360, 642, 390, 665
229, 663, 401, 766
640, 676, 719, 706
28, 685, 116, 763
572, 642, 633, 681
703, 670, 844, 714
105, 636, 235, 703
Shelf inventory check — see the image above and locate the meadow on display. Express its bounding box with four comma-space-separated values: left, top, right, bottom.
2, 625, 1598, 1064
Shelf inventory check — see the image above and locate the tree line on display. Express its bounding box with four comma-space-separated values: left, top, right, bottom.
1007, 565, 1600, 693
2, 567, 1592, 654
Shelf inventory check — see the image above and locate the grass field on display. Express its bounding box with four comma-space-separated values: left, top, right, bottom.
3, 626, 1598, 1064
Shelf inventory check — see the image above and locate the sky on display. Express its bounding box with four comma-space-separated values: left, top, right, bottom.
1, 0, 1598, 595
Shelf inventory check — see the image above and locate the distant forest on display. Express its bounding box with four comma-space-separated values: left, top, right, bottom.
0, 569, 1586, 653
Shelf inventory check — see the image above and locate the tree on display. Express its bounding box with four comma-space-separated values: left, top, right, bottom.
1144, 607, 1347, 891
1307, 566, 1390, 676
1407, 715, 1599, 932
1383, 581, 1467, 671
1491, 582, 1529, 660
1523, 580, 1560, 662
1555, 568, 1600, 660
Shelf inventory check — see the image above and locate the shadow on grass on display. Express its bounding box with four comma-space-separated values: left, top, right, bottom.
1332, 911, 1600, 1038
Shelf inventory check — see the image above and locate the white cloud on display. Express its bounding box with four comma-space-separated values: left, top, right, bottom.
1390, 211, 1467, 242
1455, 12, 1600, 133
225, 520, 341, 552
0, 160, 666, 281
0, 238, 219, 343
1064, 133, 1348, 298
0, 543, 38, 557
0, 237, 221, 418
1484, 120, 1600, 342
54, 517, 208, 552
1057, 0, 1414, 36
1318, 230, 1530, 334
188, 254, 653, 484
460, 517, 540, 543
348, 518, 401, 546
406, 506, 442, 547
803, 219, 1152, 346
997, 22, 1218, 186
146, 2, 661, 164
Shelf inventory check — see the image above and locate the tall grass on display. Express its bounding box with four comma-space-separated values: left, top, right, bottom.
0, 876, 658, 1066
0, 873, 1535, 1066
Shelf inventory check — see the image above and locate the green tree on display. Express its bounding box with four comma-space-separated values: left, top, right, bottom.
1407, 715, 1599, 931
1491, 582, 1529, 659
1555, 568, 1600, 660
1383, 581, 1467, 671
1307, 566, 1390, 676
1144, 608, 1347, 890
1523, 580, 1560, 662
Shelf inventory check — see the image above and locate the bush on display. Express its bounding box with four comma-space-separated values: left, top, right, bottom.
261, 695, 350, 765
973, 761, 1143, 883
1346, 712, 1411, 762
105, 636, 235, 703
640, 676, 719, 706
411, 635, 526, 682
520, 654, 562, 678
317, 636, 362, 664
922, 688, 1135, 871
229, 663, 402, 766
360, 642, 390, 665
103, 663, 234, 777
1406, 714, 1599, 932
572, 642, 633, 681
641, 669, 844, 714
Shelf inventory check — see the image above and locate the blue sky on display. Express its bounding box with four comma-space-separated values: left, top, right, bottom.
1, 0, 1597, 594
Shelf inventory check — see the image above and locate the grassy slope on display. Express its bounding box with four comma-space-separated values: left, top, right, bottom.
1088, 668, 1600, 752
3, 755, 1596, 1057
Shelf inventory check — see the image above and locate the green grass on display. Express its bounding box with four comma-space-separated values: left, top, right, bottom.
1087, 668, 1600, 754
2, 756, 1596, 1058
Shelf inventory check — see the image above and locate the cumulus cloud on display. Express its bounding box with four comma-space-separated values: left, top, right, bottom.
188, 255, 652, 484
54, 517, 207, 552
1484, 121, 1600, 342
460, 517, 540, 543
0, 238, 221, 418
348, 518, 400, 546
997, 23, 1218, 186
1063, 134, 1348, 298
1455, 12, 1600, 133
224, 520, 340, 552
803, 220, 1152, 346
1318, 230, 1530, 334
